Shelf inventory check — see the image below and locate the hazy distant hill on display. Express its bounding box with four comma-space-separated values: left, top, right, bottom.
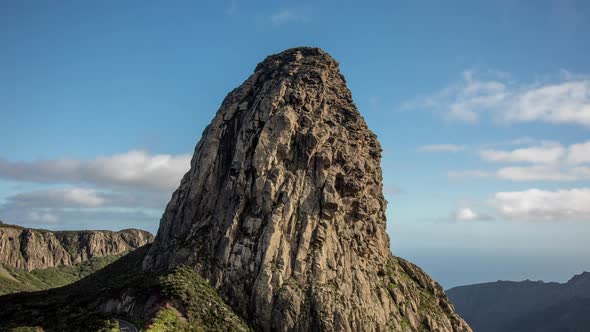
447, 272, 590, 332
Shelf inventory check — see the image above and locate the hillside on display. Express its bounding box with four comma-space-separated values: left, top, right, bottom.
0, 254, 122, 295
447, 272, 590, 332
0, 221, 153, 295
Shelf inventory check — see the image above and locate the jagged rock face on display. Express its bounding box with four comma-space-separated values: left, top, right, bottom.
144, 47, 471, 332
0, 223, 153, 271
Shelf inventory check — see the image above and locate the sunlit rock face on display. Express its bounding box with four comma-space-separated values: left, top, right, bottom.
143, 47, 472, 332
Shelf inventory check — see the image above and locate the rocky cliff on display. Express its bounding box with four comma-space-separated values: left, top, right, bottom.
0, 222, 153, 271
142, 47, 471, 332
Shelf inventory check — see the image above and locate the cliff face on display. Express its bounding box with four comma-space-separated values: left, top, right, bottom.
0, 223, 153, 271
143, 47, 471, 332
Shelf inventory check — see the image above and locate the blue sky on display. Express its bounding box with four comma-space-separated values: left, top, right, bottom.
1, 0, 589, 288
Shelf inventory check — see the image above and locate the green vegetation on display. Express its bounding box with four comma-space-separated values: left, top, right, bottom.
146, 308, 188, 332
6, 327, 44, 332
0, 248, 251, 332
158, 266, 251, 332
97, 319, 120, 332
0, 254, 122, 295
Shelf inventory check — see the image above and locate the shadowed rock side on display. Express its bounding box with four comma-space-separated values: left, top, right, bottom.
0, 222, 153, 271
142, 47, 471, 332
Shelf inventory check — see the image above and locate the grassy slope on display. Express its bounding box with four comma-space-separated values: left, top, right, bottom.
0, 254, 122, 295
149, 266, 251, 332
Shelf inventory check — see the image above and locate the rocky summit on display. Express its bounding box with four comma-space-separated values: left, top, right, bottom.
142, 47, 471, 332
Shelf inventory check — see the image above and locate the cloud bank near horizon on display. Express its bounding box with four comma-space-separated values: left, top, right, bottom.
0, 150, 190, 229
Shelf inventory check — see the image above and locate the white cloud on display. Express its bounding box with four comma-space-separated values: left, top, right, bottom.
452, 165, 590, 182
451, 140, 590, 182
453, 207, 493, 221
271, 10, 307, 25
567, 141, 590, 164
480, 142, 564, 164
0, 187, 169, 229
3, 187, 170, 210
63, 188, 104, 207
0, 150, 191, 190
506, 81, 590, 126
455, 208, 479, 221
417, 144, 464, 152
496, 165, 579, 181
403, 70, 590, 127
492, 188, 590, 221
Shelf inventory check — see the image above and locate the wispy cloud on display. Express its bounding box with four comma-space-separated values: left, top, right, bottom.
270, 10, 308, 25
0, 186, 172, 228
3, 188, 170, 209
402, 70, 590, 127
8, 188, 105, 208
0, 150, 191, 191
566, 140, 590, 164
417, 144, 464, 152
480, 141, 564, 164
451, 140, 590, 182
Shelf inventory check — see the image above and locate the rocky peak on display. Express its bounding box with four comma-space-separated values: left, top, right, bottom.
143, 47, 470, 331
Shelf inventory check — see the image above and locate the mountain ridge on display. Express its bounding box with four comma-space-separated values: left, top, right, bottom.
0, 220, 153, 271
447, 271, 590, 332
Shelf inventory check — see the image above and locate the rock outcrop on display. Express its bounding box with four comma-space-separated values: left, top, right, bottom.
0, 222, 153, 271
143, 47, 471, 332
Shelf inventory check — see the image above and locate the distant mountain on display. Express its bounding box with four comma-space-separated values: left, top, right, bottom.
447, 272, 590, 332
0, 220, 153, 295
0, 221, 153, 271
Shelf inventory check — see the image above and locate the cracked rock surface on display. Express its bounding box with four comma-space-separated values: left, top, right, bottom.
143, 47, 471, 332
